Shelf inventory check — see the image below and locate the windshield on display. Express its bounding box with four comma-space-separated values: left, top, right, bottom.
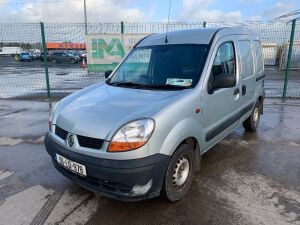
107, 44, 208, 90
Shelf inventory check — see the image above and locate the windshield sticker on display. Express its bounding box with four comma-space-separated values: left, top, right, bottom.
166, 78, 193, 87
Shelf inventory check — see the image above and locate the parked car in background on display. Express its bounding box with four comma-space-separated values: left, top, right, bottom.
45, 28, 265, 202
69, 51, 82, 61
40, 52, 50, 61
80, 51, 87, 61
19, 52, 33, 62
29, 51, 40, 60
49, 52, 80, 64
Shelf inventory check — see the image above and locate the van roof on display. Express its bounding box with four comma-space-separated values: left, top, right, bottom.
137, 27, 259, 47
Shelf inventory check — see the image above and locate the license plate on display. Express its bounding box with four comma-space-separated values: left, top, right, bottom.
56, 154, 87, 176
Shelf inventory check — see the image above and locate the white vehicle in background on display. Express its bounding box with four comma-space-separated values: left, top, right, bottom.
29, 49, 41, 60
0, 47, 23, 56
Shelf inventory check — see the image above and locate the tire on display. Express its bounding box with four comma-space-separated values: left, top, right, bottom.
162, 144, 196, 201
243, 100, 261, 131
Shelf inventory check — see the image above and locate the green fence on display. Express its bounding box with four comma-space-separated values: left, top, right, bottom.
0, 21, 299, 99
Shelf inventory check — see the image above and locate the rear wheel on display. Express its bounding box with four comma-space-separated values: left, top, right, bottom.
162, 144, 195, 201
243, 100, 261, 131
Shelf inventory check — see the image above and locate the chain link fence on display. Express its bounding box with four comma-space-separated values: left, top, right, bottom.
0, 21, 299, 99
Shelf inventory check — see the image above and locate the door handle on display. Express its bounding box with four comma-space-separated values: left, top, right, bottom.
233, 88, 240, 95
242, 85, 246, 95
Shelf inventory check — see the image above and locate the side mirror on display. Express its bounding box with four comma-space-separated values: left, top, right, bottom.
104, 70, 112, 79
209, 74, 236, 93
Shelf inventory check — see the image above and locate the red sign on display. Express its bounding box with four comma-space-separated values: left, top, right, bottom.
47, 42, 86, 49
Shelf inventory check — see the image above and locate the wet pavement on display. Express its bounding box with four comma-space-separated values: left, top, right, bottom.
0, 98, 299, 225
0, 56, 105, 99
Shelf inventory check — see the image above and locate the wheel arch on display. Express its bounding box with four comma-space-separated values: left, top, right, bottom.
257, 95, 264, 114
157, 118, 202, 171
177, 137, 201, 171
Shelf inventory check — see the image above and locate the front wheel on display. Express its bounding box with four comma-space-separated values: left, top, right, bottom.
162, 144, 195, 201
243, 101, 261, 131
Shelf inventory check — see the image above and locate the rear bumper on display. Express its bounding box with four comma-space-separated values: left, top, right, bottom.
44, 134, 170, 201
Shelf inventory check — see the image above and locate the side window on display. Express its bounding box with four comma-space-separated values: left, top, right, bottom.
238, 40, 254, 78
211, 42, 236, 78
208, 42, 236, 92
254, 41, 264, 73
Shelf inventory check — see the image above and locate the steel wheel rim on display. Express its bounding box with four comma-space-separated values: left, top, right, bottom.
172, 155, 190, 188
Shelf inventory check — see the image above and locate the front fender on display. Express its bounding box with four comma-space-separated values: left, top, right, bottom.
150, 117, 203, 157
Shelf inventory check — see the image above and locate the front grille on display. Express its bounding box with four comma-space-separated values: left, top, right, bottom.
77, 135, 103, 149
55, 126, 103, 149
55, 126, 68, 140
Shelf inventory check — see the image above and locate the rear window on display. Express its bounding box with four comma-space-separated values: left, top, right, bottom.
238, 40, 254, 78
253, 41, 264, 73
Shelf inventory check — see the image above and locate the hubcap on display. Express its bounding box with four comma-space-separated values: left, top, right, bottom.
253, 107, 259, 126
173, 156, 190, 188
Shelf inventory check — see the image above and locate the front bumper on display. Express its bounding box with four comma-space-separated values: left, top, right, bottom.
44, 134, 170, 201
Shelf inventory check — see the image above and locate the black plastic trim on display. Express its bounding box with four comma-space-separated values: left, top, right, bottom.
133, 34, 154, 48
256, 74, 265, 82
44, 134, 170, 201
240, 101, 255, 117
205, 101, 255, 142
55, 126, 68, 140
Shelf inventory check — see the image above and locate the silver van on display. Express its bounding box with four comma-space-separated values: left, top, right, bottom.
45, 28, 265, 201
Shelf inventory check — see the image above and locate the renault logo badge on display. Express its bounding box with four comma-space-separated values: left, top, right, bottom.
66, 134, 75, 148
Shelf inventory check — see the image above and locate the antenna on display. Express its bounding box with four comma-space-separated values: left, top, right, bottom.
165, 0, 172, 43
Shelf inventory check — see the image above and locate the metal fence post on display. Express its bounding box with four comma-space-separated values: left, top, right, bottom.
40, 22, 51, 99
283, 19, 296, 97
203, 21, 207, 28
121, 21, 124, 34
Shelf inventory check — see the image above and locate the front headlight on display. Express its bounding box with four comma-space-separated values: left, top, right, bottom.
108, 118, 155, 152
49, 101, 60, 132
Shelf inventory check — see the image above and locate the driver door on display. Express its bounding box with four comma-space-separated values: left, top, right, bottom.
201, 37, 241, 150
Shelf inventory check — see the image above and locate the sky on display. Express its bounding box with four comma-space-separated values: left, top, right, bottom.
0, 0, 299, 23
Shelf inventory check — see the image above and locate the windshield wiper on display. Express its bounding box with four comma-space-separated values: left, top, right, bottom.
141, 84, 191, 90
108, 82, 191, 90
108, 82, 145, 88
